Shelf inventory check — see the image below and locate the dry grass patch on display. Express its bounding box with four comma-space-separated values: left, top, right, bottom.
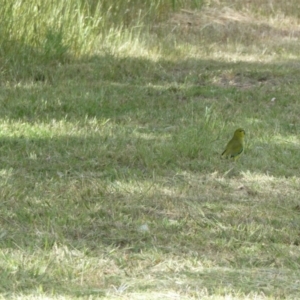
165, 5, 300, 62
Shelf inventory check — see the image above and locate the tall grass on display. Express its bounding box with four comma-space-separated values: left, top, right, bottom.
0, 0, 201, 66
0, 0, 202, 81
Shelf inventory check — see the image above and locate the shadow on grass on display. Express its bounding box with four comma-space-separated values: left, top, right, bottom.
0, 134, 299, 248
0, 268, 105, 297
1, 52, 297, 122
1, 246, 299, 298
1, 41, 300, 297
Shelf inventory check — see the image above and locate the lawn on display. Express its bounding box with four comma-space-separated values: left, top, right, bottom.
1, 0, 300, 299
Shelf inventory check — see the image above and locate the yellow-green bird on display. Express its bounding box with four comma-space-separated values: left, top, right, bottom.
221, 128, 245, 160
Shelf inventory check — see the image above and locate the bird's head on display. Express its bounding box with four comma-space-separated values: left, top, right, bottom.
234, 128, 245, 139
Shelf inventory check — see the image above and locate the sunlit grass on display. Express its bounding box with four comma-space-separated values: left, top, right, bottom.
1, 0, 300, 299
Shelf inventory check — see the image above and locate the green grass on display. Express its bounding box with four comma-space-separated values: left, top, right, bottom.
1, 0, 300, 299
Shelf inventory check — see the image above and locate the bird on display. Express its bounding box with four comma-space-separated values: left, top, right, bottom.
221, 128, 245, 160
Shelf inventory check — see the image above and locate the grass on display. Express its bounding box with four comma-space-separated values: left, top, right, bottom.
1, 0, 300, 299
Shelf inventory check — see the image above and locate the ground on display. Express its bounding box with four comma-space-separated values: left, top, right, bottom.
1, 1, 300, 299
